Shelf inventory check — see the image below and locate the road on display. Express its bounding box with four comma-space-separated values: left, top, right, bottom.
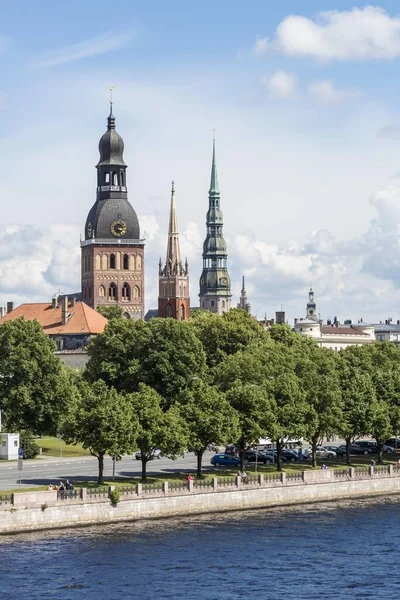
0, 451, 217, 491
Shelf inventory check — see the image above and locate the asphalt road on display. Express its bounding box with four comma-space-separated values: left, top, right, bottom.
0, 451, 217, 491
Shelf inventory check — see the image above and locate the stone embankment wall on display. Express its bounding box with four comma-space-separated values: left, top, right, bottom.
1, 466, 400, 534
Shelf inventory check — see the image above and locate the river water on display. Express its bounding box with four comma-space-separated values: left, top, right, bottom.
1, 497, 400, 600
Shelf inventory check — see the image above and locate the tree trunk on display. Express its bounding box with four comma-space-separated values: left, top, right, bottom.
311, 436, 318, 468
276, 438, 282, 472
97, 452, 105, 485
141, 457, 148, 481
377, 440, 384, 464
345, 437, 352, 466
196, 449, 204, 478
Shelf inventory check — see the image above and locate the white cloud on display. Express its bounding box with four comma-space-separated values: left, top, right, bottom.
34, 32, 134, 67
261, 70, 297, 99
308, 80, 360, 104
253, 6, 400, 61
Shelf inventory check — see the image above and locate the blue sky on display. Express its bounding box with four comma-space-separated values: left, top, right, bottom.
2, 1, 400, 322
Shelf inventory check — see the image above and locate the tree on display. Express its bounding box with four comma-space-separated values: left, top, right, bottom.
178, 382, 239, 477
96, 305, 123, 320
225, 382, 277, 470
19, 430, 40, 459
337, 349, 377, 465
189, 308, 267, 368
62, 380, 137, 484
128, 384, 188, 481
296, 346, 342, 467
86, 318, 207, 407
0, 318, 73, 435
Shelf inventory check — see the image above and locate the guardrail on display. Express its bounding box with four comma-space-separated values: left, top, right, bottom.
9, 464, 400, 509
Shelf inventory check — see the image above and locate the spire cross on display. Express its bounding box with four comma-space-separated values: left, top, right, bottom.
213, 128, 216, 141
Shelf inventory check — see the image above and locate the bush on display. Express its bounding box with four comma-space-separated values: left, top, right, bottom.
20, 431, 40, 459
109, 489, 120, 505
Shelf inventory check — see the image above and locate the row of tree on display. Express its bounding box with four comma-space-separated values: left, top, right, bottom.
1, 310, 400, 483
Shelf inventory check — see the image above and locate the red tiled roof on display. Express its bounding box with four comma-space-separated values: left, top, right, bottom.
0, 301, 108, 335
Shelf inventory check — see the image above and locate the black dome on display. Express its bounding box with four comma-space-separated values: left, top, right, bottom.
97, 110, 126, 167
85, 198, 140, 240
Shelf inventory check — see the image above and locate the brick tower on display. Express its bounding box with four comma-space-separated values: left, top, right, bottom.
158, 182, 190, 320
81, 101, 145, 319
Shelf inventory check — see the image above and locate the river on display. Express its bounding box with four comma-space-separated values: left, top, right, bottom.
1, 496, 400, 599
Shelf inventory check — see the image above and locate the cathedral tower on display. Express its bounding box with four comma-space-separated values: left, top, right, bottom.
81, 102, 145, 319
237, 276, 251, 314
199, 137, 231, 314
158, 182, 190, 320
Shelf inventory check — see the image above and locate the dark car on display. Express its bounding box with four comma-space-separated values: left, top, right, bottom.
225, 445, 237, 457
385, 438, 400, 449
211, 454, 240, 467
349, 443, 371, 455
353, 441, 377, 454
281, 449, 299, 463
324, 445, 346, 457
244, 451, 271, 465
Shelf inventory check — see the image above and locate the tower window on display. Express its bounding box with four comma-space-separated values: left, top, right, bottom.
110, 254, 116, 269
109, 283, 117, 301
136, 255, 142, 271
180, 305, 185, 320
99, 285, 105, 298
122, 282, 131, 301
112, 172, 118, 186
211, 300, 215, 308
222, 300, 225, 308
121, 172, 125, 186
104, 173, 109, 184
166, 304, 172, 317
133, 285, 140, 299
123, 254, 129, 270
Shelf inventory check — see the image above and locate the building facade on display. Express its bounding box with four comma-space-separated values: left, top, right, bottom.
158, 182, 190, 320
294, 289, 375, 350
199, 138, 232, 315
81, 104, 145, 319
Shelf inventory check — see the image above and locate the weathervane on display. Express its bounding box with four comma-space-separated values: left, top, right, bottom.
213, 127, 216, 141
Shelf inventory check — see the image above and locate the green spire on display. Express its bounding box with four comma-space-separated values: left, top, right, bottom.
209, 134, 220, 197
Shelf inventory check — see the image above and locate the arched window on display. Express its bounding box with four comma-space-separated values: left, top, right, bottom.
121, 171, 125, 186
110, 254, 116, 269
211, 300, 215, 308
122, 283, 131, 301
180, 305, 185, 320
129, 255, 135, 270
166, 304, 172, 317
104, 173, 109, 184
95, 255, 101, 270
123, 254, 129, 270
136, 255, 142, 271
109, 283, 117, 301
133, 285, 140, 299
99, 285, 105, 298
101, 255, 108, 270
112, 172, 118, 186
222, 300, 225, 308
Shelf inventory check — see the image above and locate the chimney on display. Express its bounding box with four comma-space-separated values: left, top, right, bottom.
294, 318, 298, 325
52, 294, 58, 309
0, 307, 5, 318
62, 296, 69, 325
71, 297, 76, 307
6, 302, 14, 314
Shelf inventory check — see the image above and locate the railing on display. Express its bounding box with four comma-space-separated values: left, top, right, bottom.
168, 482, 188, 493
286, 472, 303, 482
57, 490, 80, 501
334, 468, 350, 480
264, 473, 281, 484
355, 467, 369, 478
195, 479, 214, 490
217, 477, 236, 487
142, 482, 163, 495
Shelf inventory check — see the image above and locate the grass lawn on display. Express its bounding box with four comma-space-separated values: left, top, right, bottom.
37, 437, 90, 458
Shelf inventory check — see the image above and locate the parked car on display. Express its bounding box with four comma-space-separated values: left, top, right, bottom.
385, 438, 400, 449
382, 444, 396, 453
353, 441, 377, 454
135, 449, 162, 460
304, 446, 336, 459
281, 449, 299, 463
349, 443, 370, 455
211, 454, 241, 467
244, 451, 271, 465
324, 445, 346, 457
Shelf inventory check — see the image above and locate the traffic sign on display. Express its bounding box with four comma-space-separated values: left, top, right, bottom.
18, 448, 24, 459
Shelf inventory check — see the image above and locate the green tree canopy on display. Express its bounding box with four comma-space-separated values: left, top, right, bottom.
62, 380, 138, 484
178, 382, 239, 477
128, 383, 188, 480
85, 318, 207, 407
0, 318, 73, 435
96, 305, 123, 320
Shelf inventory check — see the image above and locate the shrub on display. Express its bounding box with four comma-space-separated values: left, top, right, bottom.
41, 503, 48, 511
20, 431, 40, 459
109, 489, 120, 505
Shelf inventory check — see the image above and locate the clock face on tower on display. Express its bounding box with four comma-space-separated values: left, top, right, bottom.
110, 219, 127, 238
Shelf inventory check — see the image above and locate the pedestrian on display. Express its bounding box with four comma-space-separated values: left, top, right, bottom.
48, 484, 53, 491
66, 480, 73, 498
242, 470, 248, 484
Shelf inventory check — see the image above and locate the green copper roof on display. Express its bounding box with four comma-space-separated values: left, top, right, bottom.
209, 138, 220, 197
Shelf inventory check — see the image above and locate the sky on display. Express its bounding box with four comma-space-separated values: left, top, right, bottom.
2, 1, 400, 323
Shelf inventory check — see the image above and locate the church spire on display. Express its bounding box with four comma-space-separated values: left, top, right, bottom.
306, 287, 318, 321
237, 275, 251, 314
166, 180, 181, 267
199, 134, 232, 315
209, 133, 219, 197
158, 181, 190, 320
